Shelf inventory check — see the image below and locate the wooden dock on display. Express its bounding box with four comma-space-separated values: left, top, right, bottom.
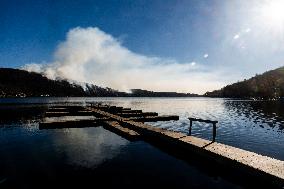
39, 104, 284, 188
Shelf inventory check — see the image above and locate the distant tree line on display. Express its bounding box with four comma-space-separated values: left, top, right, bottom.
130, 89, 199, 97
0, 68, 199, 98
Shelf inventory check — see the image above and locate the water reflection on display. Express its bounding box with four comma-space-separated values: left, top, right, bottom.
51, 127, 128, 168
0, 98, 283, 188
0, 97, 284, 160
0, 121, 129, 188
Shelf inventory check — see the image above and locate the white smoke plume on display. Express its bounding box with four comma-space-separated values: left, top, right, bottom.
23, 27, 224, 94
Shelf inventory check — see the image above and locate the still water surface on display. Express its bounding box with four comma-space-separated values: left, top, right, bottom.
0, 97, 283, 188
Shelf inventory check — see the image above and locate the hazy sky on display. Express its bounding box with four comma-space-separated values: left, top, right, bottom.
1, 0, 284, 94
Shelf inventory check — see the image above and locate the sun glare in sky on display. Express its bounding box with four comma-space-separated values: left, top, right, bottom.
259, 0, 284, 31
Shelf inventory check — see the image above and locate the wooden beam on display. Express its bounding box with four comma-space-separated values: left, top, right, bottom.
116, 112, 158, 118
103, 121, 140, 141
130, 115, 179, 122
39, 117, 111, 129
120, 109, 143, 113
45, 111, 95, 117
188, 117, 218, 124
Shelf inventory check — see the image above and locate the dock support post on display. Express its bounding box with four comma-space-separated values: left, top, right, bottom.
189, 120, 192, 135
212, 123, 216, 142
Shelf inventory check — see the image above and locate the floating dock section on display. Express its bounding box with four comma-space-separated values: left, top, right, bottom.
39, 104, 284, 188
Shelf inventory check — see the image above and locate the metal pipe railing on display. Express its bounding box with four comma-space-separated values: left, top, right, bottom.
188, 118, 218, 142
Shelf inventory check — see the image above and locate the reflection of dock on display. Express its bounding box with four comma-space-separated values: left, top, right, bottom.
39, 104, 284, 188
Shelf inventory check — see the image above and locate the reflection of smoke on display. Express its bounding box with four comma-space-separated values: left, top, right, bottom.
52, 127, 128, 168
23, 27, 223, 94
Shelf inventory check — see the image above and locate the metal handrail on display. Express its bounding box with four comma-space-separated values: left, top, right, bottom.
188, 117, 218, 142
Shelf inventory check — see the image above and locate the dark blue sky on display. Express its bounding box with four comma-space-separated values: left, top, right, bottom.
1, 0, 284, 92
0, 0, 219, 67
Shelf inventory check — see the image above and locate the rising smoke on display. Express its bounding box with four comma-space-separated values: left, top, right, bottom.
23, 27, 223, 94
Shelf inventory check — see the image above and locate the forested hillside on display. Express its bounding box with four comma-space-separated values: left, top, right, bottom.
0, 68, 122, 97
205, 66, 284, 99
0, 68, 198, 97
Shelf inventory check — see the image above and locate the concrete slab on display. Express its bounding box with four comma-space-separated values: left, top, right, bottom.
180, 136, 212, 148
204, 142, 284, 180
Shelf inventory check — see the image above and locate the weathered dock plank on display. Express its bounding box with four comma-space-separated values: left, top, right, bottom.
100, 106, 123, 112
45, 112, 70, 117
103, 121, 140, 141
129, 115, 179, 122
89, 105, 143, 113
48, 106, 85, 112
89, 108, 129, 122
45, 110, 95, 117
120, 109, 143, 113
48, 107, 68, 110
116, 112, 158, 117
39, 117, 111, 129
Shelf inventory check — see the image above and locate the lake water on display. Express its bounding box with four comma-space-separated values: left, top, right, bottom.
0, 97, 283, 188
